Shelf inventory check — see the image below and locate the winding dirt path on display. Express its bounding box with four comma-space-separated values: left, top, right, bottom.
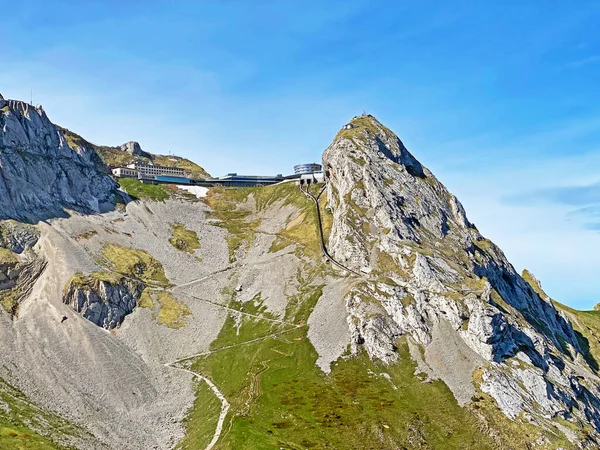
163, 288, 303, 449
156, 186, 341, 449
298, 183, 363, 277
164, 363, 230, 450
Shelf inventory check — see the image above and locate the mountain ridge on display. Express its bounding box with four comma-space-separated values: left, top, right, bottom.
1, 97, 600, 448
57, 125, 210, 178
322, 114, 600, 443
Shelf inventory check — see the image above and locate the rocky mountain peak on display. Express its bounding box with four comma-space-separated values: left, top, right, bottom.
323, 115, 600, 434
0, 97, 117, 221
0, 93, 4, 100
324, 114, 473, 273
120, 141, 151, 159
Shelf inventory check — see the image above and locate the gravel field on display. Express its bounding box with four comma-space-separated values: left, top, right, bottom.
0, 191, 352, 449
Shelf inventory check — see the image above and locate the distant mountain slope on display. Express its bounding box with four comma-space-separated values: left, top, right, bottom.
58, 126, 210, 178
0, 97, 117, 221
0, 376, 91, 449
4, 97, 600, 449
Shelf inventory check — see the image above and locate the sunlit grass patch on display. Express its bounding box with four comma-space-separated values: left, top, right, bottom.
118, 178, 169, 201
101, 243, 169, 286
156, 291, 191, 329
169, 223, 200, 254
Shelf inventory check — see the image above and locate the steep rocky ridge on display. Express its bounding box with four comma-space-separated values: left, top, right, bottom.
323, 115, 600, 445
0, 220, 46, 315
2, 96, 600, 449
59, 126, 210, 178
0, 96, 117, 221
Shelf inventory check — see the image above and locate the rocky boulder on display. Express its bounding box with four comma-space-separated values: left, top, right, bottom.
0, 221, 45, 315
120, 141, 151, 159
63, 274, 144, 329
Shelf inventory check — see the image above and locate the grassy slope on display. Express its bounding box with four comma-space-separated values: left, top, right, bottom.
169, 224, 200, 254
0, 377, 86, 449
118, 178, 170, 201
179, 184, 501, 449
59, 127, 210, 178
176, 184, 585, 449
183, 275, 497, 449
176, 381, 222, 450
205, 182, 332, 262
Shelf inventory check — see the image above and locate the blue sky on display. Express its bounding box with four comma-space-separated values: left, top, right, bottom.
2, 1, 600, 308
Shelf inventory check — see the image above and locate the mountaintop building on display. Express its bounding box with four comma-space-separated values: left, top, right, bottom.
294, 163, 322, 174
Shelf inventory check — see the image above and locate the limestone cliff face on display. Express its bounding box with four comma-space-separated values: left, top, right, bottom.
120, 141, 151, 159
63, 276, 143, 329
323, 115, 600, 442
0, 96, 117, 221
0, 221, 44, 315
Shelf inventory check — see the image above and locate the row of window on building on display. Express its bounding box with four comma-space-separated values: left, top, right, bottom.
112, 163, 185, 180
112, 162, 323, 181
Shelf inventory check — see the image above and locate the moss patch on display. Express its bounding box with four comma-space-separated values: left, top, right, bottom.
101, 243, 169, 286
169, 224, 200, 254
0, 290, 20, 315
137, 288, 155, 310
335, 115, 395, 145
0, 247, 18, 264
156, 291, 191, 329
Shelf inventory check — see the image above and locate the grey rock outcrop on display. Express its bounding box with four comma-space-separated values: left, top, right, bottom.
120, 141, 151, 159
63, 275, 143, 329
0, 97, 117, 221
323, 115, 600, 443
0, 221, 45, 315
0, 220, 40, 253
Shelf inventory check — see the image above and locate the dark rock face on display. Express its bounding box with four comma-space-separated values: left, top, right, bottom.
63, 276, 143, 329
0, 98, 117, 221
